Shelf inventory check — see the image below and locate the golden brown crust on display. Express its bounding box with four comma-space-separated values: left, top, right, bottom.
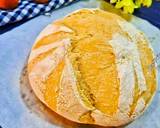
27, 9, 157, 127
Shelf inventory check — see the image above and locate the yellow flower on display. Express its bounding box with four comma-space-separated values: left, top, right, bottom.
115, 0, 138, 13
143, 0, 152, 7
123, 6, 134, 13
110, 0, 117, 4
135, 0, 143, 7
135, 0, 152, 7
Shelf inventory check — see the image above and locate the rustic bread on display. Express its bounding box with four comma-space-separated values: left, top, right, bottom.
27, 9, 157, 126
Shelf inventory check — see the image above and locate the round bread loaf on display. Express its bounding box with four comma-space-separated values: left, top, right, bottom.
27, 9, 157, 126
